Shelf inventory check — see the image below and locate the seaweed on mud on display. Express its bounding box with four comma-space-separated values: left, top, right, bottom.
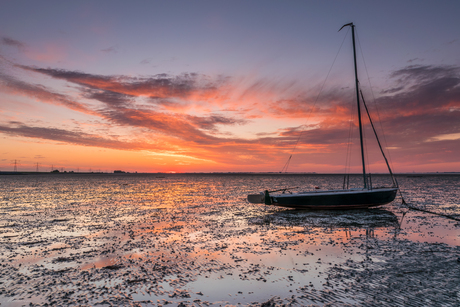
49, 218, 72, 223
53, 256, 75, 263
1, 174, 459, 306
102, 264, 124, 270
21, 240, 47, 246
0, 224, 18, 228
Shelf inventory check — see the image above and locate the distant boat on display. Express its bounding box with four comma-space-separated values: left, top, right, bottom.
248, 23, 398, 209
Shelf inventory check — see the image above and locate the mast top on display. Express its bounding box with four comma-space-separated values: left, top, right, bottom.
339, 22, 354, 32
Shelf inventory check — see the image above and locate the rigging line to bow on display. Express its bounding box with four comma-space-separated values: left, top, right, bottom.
280, 155, 292, 173
280, 26, 351, 173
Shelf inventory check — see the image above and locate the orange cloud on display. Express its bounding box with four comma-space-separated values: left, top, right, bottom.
0, 73, 93, 114
1, 61, 459, 173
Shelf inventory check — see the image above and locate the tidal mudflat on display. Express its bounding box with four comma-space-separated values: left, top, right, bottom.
1, 174, 459, 306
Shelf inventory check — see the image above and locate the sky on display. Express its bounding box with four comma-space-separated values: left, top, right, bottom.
0, 0, 459, 173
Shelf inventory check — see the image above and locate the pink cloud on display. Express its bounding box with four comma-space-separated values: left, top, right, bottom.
1, 62, 458, 172
24, 43, 68, 63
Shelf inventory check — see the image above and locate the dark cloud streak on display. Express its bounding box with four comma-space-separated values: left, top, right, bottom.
188, 114, 247, 131
1, 36, 25, 51
100, 46, 118, 54
0, 73, 92, 113
17, 65, 223, 101
0, 122, 152, 151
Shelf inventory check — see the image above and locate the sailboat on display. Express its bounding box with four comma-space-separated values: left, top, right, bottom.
247, 23, 398, 209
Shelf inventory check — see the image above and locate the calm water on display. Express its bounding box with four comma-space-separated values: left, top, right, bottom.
1, 173, 458, 215
1, 173, 459, 306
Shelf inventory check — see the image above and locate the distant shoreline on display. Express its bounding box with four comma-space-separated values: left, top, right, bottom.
1, 171, 459, 176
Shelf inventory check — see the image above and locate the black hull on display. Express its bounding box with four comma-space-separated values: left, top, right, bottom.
270, 188, 398, 209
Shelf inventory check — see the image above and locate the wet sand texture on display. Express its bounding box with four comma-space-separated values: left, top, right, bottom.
0, 174, 459, 306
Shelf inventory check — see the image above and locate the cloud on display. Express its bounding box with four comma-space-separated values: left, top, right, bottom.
380, 86, 404, 95
0, 66, 250, 146
188, 114, 248, 131
379, 64, 460, 117
83, 88, 134, 106
140, 58, 153, 65
388, 64, 459, 92
10, 65, 253, 143
368, 65, 460, 161
99, 107, 211, 142
1, 38, 67, 63
1, 36, 26, 51
0, 122, 154, 151
276, 124, 350, 145
0, 120, 294, 167
5, 64, 366, 150
0, 73, 93, 114
101, 46, 118, 54
17, 65, 225, 102
3, 61, 459, 171
24, 43, 67, 63
407, 58, 422, 63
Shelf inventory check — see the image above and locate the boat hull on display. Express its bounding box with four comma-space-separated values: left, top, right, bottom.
247, 193, 265, 204
262, 188, 398, 209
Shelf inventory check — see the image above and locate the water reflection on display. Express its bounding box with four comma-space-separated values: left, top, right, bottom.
250, 208, 399, 229
0, 174, 458, 306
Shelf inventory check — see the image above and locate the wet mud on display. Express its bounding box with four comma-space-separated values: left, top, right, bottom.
0, 174, 459, 306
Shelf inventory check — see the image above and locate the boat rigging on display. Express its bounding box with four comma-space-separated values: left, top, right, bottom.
247, 23, 399, 209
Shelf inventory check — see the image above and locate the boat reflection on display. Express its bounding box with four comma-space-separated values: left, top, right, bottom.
249, 208, 399, 230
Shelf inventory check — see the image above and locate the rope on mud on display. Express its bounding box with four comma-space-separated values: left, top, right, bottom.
399, 189, 460, 222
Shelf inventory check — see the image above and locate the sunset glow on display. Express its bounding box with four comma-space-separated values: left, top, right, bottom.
1, 1, 459, 173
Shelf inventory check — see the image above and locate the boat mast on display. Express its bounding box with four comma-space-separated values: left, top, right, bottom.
340, 22, 367, 189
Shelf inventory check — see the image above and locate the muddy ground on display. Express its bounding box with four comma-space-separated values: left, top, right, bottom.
1, 176, 459, 306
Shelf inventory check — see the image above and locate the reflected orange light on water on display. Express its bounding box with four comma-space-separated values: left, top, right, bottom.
2, 174, 459, 306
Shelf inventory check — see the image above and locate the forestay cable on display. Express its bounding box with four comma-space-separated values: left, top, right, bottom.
281, 27, 351, 172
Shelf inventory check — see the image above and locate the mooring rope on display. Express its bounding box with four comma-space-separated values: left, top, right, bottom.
399, 190, 460, 222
